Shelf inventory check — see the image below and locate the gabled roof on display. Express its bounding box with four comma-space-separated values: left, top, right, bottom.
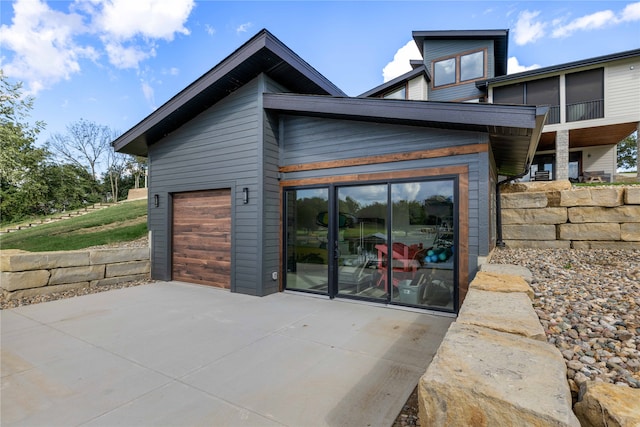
358, 65, 430, 98
114, 29, 346, 156
412, 29, 509, 77
477, 48, 640, 89
264, 93, 547, 177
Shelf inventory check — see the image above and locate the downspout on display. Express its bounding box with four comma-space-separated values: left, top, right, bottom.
495, 168, 530, 248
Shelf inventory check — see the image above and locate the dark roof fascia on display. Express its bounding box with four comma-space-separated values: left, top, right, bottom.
410, 59, 423, 69
264, 93, 540, 130
264, 93, 547, 177
477, 48, 640, 89
358, 65, 430, 98
113, 29, 345, 155
412, 29, 508, 52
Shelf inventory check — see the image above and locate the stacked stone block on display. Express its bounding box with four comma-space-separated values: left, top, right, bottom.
0, 248, 150, 300
418, 267, 580, 426
501, 187, 640, 249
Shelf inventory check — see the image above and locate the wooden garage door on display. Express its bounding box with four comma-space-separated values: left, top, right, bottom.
172, 189, 231, 288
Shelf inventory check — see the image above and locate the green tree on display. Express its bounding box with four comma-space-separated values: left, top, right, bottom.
617, 132, 638, 173
0, 70, 48, 223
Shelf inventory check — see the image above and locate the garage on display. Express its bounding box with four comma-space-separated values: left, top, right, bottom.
172, 189, 231, 288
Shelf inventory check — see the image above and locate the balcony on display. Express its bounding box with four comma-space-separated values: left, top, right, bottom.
566, 99, 604, 122
546, 105, 560, 125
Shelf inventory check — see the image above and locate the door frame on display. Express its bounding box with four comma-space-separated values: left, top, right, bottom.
282, 166, 466, 312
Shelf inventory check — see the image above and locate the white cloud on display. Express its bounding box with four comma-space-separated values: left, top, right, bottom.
552, 10, 616, 38
163, 67, 179, 76
141, 80, 155, 109
94, 0, 193, 41
0, 0, 97, 94
205, 24, 216, 36
620, 2, 640, 21
382, 40, 421, 83
104, 41, 156, 69
552, 2, 640, 38
0, 0, 195, 93
507, 57, 541, 74
513, 10, 546, 45
236, 22, 252, 34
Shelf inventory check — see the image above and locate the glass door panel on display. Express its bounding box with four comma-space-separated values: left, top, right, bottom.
390, 181, 455, 310
336, 185, 387, 300
285, 189, 329, 293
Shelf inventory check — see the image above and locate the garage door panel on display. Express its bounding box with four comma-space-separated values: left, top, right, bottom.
172, 189, 231, 288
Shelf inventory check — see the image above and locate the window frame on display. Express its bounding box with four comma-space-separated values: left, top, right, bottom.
432, 48, 488, 89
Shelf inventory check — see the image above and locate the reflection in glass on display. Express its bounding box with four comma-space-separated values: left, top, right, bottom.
336, 185, 388, 300
434, 58, 456, 87
460, 51, 484, 81
285, 189, 329, 293
390, 181, 455, 310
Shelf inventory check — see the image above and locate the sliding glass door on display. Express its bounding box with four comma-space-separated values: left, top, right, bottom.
284, 188, 329, 294
284, 178, 456, 311
336, 184, 387, 300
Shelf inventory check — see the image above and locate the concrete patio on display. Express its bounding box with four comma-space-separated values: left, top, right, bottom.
1, 282, 453, 426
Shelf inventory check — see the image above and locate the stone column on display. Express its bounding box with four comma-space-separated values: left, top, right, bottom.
555, 129, 569, 180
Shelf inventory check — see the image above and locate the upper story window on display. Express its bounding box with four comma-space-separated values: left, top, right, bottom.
433, 49, 486, 88
460, 51, 484, 81
566, 68, 604, 122
383, 85, 407, 100
434, 58, 456, 86
493, 77, 560, 124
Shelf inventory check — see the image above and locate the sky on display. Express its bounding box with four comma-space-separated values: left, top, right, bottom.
1, 0, 640, 147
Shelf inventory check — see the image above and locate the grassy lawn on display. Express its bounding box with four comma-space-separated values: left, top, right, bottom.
0, 200, 148, 252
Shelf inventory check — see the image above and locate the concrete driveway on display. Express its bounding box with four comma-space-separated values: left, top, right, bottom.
1, 282, 453, 427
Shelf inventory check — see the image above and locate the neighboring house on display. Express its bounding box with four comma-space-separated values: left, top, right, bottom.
113, 29, 547, 313
365, 30, 640, 183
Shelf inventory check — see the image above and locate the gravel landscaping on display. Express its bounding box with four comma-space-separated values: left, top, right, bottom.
490, 248, 640, 399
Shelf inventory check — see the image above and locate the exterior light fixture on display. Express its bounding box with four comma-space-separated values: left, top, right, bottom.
154, 194, 159, 207
243, 188, 249, 204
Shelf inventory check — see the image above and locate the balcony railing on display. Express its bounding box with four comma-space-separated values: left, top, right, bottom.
546, 105, 560, 125
566, 99, 604, 122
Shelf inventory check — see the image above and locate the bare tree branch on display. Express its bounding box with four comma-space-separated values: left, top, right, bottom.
48, 119, 117, 181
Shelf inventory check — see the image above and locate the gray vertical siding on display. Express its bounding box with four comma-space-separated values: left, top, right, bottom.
422, 39, 495, 102
148, 78, 261, 294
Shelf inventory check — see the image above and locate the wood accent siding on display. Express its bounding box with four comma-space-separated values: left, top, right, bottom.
172, 190, 231, 287
279, 143, 488, 173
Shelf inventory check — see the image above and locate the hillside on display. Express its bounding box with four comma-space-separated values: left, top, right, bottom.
0, 200, 148, 252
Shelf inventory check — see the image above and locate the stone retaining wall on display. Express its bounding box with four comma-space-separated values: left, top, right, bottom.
418, 267, 581, 426
501, 186, 640, 249
0, 247, 150, 300
418, 265, 640, 426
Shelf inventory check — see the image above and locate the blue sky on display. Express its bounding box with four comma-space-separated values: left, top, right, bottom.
1, 0, 639, 147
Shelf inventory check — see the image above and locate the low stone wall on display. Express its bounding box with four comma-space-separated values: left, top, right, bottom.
418, 267, 581, 426
0, 247, 150, 300
501, 186, 640, 249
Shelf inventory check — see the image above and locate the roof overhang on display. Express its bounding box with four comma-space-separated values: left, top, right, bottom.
358, 65, 430, 98
113, 29, 346, 156
264, 94, 547, 177
477, 48, 640, 89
